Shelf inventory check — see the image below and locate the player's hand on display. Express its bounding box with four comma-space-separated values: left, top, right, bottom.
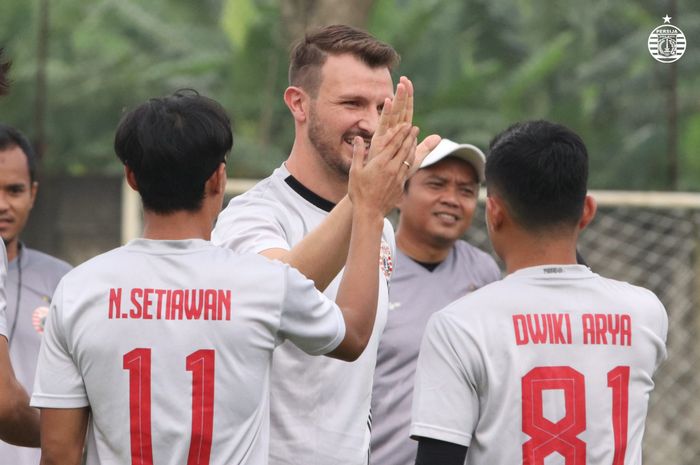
348, 124, 418, 217
368, 76, 414, 161
409, 134, 442, 176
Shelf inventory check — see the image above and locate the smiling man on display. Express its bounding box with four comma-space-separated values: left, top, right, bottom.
213, 24, 440, 465
370, 139, 500, 465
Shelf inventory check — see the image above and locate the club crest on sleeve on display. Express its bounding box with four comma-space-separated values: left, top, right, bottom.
32, 306, 50, 334
379, 239, 393, 281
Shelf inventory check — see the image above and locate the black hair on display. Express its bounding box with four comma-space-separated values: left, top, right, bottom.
0, 123, 38, 182
485, 120, 588, 231
114, 89, 233, 214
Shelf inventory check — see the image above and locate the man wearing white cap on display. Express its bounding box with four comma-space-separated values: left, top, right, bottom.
370, 139, 501, 465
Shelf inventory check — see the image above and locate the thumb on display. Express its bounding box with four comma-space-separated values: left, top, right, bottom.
415, 134, 442, 166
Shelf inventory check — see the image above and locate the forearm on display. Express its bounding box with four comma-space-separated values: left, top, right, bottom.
333, 206, 385, 355
0, 381, 40, 447
0, 338, 40, 447
40, 407, 89, 465
264, 196, 353, 291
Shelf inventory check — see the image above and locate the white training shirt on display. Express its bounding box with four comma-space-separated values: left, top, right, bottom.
0, 241, 7, 337
213, 164, 394, 465
411, 265, 667, 465
31, 239, 346, 465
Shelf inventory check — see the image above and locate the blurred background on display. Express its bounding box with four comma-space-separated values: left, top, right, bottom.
1, 0, 699, 463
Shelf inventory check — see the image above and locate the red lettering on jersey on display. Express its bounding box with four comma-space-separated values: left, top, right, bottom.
203, 290, 217, 320
142, 289, 154, 320
218, 290, 231, 321
513, 314, 572, 345
186, 290, 203, 320
526, 314, 548, 344
130, 288, 144, 319
154, 289, 167, 319
513, 315, 529, 345
109, 288, 122, 319
620, 314, 632, 346
171, 290, 184, 320
582, 313, 632, 346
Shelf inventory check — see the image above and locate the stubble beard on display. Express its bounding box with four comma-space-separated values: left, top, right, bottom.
307, 104, 372, 182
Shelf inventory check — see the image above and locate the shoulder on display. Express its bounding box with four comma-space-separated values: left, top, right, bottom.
453, 240, 501, 277
25, 247, 72, 274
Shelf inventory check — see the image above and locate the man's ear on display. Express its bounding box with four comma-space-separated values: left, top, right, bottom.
124, 166, 138, 192
485, 195, 505, 232
283, 86, 309, 123
579, 194, 597, 230
206, 163, 227, 196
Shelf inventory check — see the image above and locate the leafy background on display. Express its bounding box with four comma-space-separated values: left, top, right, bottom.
1, 0, 698, 190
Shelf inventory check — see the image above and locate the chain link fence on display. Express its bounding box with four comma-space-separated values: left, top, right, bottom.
461, 192, 700, 465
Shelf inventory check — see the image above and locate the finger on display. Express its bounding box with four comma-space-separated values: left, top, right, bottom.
351, 136, 368, 172
368, 121, 408, 161
392, 126, 419, 169
383, 82, 407, 131
375, 97, 393, 137
400, 77, 414, 124
416, 134, 442, 161
374, 123, 412, 164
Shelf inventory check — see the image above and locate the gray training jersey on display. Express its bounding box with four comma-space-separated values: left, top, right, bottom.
0, 246, 71, 465
370, 241, 501, 465
0, 242, 7, 337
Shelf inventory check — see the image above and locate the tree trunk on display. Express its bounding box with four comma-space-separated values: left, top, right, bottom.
279, 0, 376, 43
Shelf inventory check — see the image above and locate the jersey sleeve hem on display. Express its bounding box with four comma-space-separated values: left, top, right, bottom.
303, 307, 346, 356
410, 423, 472, 448
31, 394, 89, 409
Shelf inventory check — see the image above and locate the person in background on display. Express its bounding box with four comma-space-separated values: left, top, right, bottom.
0, 49, 41, 449
370, 138, 500, 465
410, 120, 667, 465
0, 123, 72, 464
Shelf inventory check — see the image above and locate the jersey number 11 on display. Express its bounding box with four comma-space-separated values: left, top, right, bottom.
123, 348, 215, 465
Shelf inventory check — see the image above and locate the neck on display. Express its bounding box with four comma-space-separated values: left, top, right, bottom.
500, 229, 578, 275
5, 239, 19, 262
395, 228, 453, 263
285, 138, 348, 203
141, 210, 213, 241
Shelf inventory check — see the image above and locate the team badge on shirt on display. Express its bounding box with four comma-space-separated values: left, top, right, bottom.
32, 306, 50, 334
379, 239, 393, 281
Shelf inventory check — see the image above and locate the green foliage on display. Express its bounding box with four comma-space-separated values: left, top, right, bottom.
0, 0, 698, 189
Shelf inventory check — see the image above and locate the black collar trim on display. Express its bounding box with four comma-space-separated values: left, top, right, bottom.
284, 175, 336, 212
410, 257, 442, 272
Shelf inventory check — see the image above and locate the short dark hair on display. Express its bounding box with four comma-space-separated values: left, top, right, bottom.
288, 24, 400, 96
0, 48, 10, 96
0, 123, 38, 183
485, 120, 588, 231
114, 89, 233, 214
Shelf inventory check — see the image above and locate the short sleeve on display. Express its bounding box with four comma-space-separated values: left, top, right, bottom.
31, 282, 89, 408
278, 265, 346, 356
212, 195, 292, 254
410, 312, 479, 448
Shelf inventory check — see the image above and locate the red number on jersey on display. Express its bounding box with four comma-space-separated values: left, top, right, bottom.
123, 349, 216, 465
521, 365, 630, 465
123, 349, 154, 465
522, 366, 586, 465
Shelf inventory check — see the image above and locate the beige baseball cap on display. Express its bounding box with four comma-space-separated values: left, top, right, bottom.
419, 138, 486, 183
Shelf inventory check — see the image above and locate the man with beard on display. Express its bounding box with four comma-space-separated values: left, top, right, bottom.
212, 25, 439, 465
